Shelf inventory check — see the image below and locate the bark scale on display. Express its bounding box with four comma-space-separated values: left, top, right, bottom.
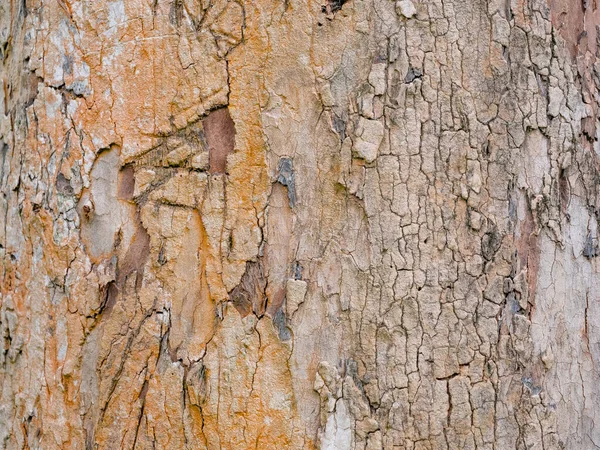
1, 0, 600, 449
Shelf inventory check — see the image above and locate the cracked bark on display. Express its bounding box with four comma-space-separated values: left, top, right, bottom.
2, 0, 600, 449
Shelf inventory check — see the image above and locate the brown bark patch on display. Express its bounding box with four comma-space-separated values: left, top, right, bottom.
547, 0, 588, 57
204, 107, 236, 174
559, 168, 571, 215
516, 201, 541, 315
229, 260, 267, 317
547, 0, 600, 142
117, 165, 135, 200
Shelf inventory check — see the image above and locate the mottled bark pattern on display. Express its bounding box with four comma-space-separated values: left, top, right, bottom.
1, 0, 600, 449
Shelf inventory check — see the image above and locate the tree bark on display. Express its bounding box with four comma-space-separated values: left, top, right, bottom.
1, 0, 600, 448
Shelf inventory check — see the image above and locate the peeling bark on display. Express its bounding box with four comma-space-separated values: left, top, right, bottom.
2, 0, 600, 449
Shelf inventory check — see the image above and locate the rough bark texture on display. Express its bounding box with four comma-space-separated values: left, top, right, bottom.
1, 0, 600, 449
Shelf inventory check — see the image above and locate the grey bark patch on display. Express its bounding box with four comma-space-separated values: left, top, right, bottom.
276, 157, 296, 207
169, 0, 184, 26
62, 55, 73, 76
404, 66, 422, 83
69, 80, 87, 97
583, 234, 598, 258
332, 114, 346, 140
482, 227, 502, 260
56, 172, 73, 195
321, 0, 348, 14
507, 292, 521, 314
521, 376, 542, 395
204, 107, 236, 174
345, 359, 364, 391
293, 261, 303, 280
157, 244, 167, 266
0, 142, 7, 181
507, 188, 518, 231
273, 307, 291, 341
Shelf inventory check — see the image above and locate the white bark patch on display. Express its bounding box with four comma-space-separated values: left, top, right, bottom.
396, 0, 416, 18
353, 118, 384, 163
320, 400, 352, 450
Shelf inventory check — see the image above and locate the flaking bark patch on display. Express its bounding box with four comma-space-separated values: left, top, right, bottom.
204, 107, 236, 174
4, 0, 600, 448
229, 260, 267, 317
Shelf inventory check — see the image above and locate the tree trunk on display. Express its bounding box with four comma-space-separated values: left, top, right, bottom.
1, 0, 599, 448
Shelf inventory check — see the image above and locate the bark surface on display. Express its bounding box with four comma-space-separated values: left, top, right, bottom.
1, 0, 600, 449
